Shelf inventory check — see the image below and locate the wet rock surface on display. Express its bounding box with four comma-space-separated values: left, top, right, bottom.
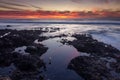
10, 69, 44, 80
6, 25, 11, 27
0, 52, 13, 67
10, 53, 45, 80
12, 53, 44, 72
0, 52, 46, 80
25, 44, 48, 56
0, 29, 48, 80
68, 56, 117, 80
0, 76, 11, 80
65, 34, 120, 57
66, 34, 120, 80
0, 28, 120, 80
0, 29, 47, 52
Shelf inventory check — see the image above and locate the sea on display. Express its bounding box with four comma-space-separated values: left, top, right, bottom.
0, 19, 120, 80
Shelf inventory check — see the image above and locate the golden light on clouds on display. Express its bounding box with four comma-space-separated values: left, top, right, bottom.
0, 0, 119, 19
0, 10, 119, 19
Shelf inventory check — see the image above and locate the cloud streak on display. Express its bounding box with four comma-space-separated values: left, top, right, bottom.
30, 5, 42, 10
0, 4, 26, 11
0, 0, 28, 7
71, 0, 120, 4
0, 0, 42, 11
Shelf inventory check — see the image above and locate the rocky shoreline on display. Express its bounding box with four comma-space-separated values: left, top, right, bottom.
63, 34, 120, 80
0, 28, 120, 80
0, 29, 48, 80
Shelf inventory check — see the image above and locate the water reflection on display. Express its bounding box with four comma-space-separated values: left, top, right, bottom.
0, 21, 120, 80
41, 37, 83, 80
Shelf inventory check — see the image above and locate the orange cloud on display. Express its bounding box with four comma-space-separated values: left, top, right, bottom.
0, 10, 119, 19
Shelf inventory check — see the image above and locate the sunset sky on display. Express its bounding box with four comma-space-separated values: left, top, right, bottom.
0, 0, 120, 19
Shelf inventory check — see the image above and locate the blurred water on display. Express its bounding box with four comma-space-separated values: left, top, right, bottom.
0, 19, 119, 49
41, 37, 83, 80
0, 19, 120, 79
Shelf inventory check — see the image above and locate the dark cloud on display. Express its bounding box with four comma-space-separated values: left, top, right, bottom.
0, 0, 42, 11
0, 4, 26, 11
71, 0, 120, 4
0, 0, 28, 7
30, 5, 42, 10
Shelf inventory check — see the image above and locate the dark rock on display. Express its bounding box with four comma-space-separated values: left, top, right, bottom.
10, 53, 45, 80
25, 46, 37, 53
38, 36, 48, 41
0, 29, 48, 53
66, 34, 120, 80
13, 54, 44, 72
0, 52, 13, 67
6, 25, 11, 27
110, 62, 120, 73
25, 44, 48, 56
0, 29, 48, 80
65, 34, 120, 57
11, 69, 44, 80
68, 56, 116, 80
0, 76, 11, 80
0, 51, 45, 72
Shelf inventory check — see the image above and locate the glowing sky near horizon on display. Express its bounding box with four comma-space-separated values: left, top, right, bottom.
0, 0, 120, 11
0, 0, 120, 19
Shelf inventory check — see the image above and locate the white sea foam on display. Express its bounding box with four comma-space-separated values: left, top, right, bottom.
0, 19, 120, 50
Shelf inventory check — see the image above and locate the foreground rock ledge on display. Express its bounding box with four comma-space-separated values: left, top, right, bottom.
66, 34, 120, 80
66, 34, 120, 57
68, 56, 118, 80
0, 29, 48, 80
